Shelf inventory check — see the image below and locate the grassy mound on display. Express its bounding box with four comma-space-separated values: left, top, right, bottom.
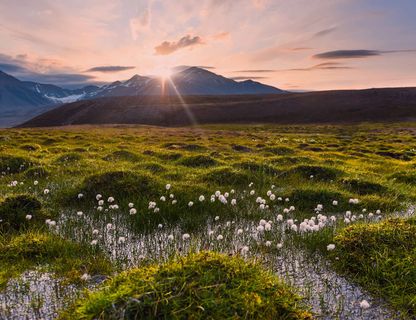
79, 171, 159, 200
179, 155, 217, 167
330, 218, 416, 316
289, 189, 345, 211
235, 161, 280, 176
390, 172, 416, 185
342, 179, 387, 195
0, 155, 32, 173
0, 231, 112, 288
24, 167, 49, 178
202, 167, 250, 186
0, 195, 48, 231
55, 153, 83, 163
264, 146, 295, 155
63, 251, 312, 320
281, 165, 342, 182
103, 150, 141, 162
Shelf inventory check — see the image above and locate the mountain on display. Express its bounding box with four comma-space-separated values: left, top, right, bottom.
19, 87, 416, 128
0, 67, 284, 127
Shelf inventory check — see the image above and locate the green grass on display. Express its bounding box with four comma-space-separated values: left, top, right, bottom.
61, 251, 313, 320
329, 218, 416, 317
0, 230, 113, 288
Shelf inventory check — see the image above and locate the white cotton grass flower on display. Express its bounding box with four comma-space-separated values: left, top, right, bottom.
215, 190, 221, 197
80, 273, 91, 281
327, 244, 336, 251
34, 180, 38, 185
92, 229, 99, 235
376, 209, 381, 215
214, 216, 220, 221
77, 211, 83, 217
290, 224, 298, 232
265, 241, 272, 247
154, 208, 160, 213
43, 188, 50, 195
250, 190, 255, 195
237, 228, 243, 235
77, 193, 84, 199
158, 224, 163, 229
199, 195, 205, 202
277, 243, 283, 249
25, 214, 32, 220
270, 194, 276, 201
90, 240, 98, 246
160, 196, 166, 202
107, 197, 115, 203
128, 202, 134, 208
97, 206, 103, 211
285, 197, 290, 202
287, 219, 294, 226
264, 223, 272, 231
45, 219, 51, 224
368, 212, 374, 218
106, 223, 113, 230
118, 236, 126, 244
241, 246, 249, 254
208, 230, 214, 236
231, 199, 237, 205
217, 234, 223, 241
332, 200, 338, 206
182, 233, 190, 241
98, 200, 104, 206
360, 300, 370, 309
256, 225, 264, 232
48, 220, 56, 227
169, 193, 175, 199
188, 201, 194, 207
166, 183, 171, 190
96, 194, 102, 200
129, 208, 137, 215
167, 234, 174, 241
172, 200, 177, 205
277, 214, 283, 221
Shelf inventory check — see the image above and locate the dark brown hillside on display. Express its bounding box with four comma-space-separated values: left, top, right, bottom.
19, 87, 416, 127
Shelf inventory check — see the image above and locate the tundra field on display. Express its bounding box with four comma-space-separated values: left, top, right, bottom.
0, 123, 415, 319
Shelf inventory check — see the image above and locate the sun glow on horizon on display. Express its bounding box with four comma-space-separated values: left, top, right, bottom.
151, 66, 174, 79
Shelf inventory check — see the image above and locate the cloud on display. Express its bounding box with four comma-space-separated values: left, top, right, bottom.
313, 50, 381, 59
0, 63, 26, 73
287, 62, 353, 71
154, 35, 204, 55
212, 31, 230, 40
173, 65, 215, 72
234, 69, 276, 73
86, 66, 136, 73
313, 26, 337, 38
231, 76, 268, 80
130, 2, 152, 41
313, 49, 416, 59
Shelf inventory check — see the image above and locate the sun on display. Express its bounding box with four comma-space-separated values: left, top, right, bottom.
152, 66, 173, 79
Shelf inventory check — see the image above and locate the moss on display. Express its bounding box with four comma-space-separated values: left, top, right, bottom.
202, 167, 250, 186
0, 155, 32, 173
0, 231, 113, 288
329, 218, 416, 316
62, 251, 312, 320
0, 195, 48, 231
342, 179, 387, 195
179, 155, 217, 168
281, 165, 342, 182
79, 171, 159, 200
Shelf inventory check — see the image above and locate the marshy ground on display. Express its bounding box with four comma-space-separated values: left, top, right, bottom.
0, 123, 415, 319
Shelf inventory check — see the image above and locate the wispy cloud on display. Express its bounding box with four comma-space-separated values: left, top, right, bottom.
231, 76, 268, 80
86, 66, 136, 73
313, 49, 416, 59
154, 35, 204, 55
313, 26, 337, 38
288, 62, 353, 71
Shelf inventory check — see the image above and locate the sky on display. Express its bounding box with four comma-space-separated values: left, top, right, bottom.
0, 0, 415, 90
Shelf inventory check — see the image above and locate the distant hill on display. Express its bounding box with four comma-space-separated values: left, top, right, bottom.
0, 67, 284, 127
19, 87, 416, 128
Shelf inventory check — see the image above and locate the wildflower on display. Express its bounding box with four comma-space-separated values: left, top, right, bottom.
166, 183, 171, 190
290, 224, 298, 232
360, 300, 370, 309
154, 208, 160, 213
210, 197, 215, 203
241, 246, 249, 254
368, 213, 374, 218
107, 197, 115, 203
92, 229, 99, 235
267, 190, 272, 197
172, 199, 177, 205
78, 193, 84, 199
277, 243, 283, 249
259, 219, 267, 226
231, 199, 237, 205
138, 255, 146, 260
250, 190, 255, 195
98, 200, 104, 206
182, 233, 190, 241
376, 209, 381, 215
129, 208, 137, 215
259, 204, 265, 210
214, 216, 220, 221
43, 188, 50, 195
285, 197, 289, 202
310, 175, 314, 179
264, 222, 272, 231
219, 195, 227, 204
106, 223, 113, 230
249, 182, 254, 187
34, 180, 38, 185
199, 195, 205, 202
158, 224, 163, 229
277, 214, 283, 221
97, 206, 103, 211
330, 215, 336, 222
224, 192, 229, 198
169, 193, 175, 198
327, 244, 336, 251
77, 211, 83, 216
287, 219, 294, 226
289, 205, 295, 211
362, 208, 367, 213
345, 211, 351, 218
344, 218, 351, 224
230, 189, 235, 194
167, 234, 174, 241
283, 208, 289, 214
237, 228, 243, 235
257, 225, 264, 232
118, 236, 126, 244
25, 214, 32, 220
80, 273, 91, 281
316, 204, 323, 211
265, 241, 272, 247
96, 194, 102, 200
277, 197, 282, 201
270, 194, 276, 201
128, 202, 134, 208
45, 219, 51, 224
217, 234, 223, 241
188, 201, 194, 207
49, 220, 56, 227
332, 200, 338, 206
271, 185, 275, 189
160, 196, 166, 202
90, 240, 98, 246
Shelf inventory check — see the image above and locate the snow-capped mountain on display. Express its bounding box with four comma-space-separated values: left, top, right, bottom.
0, 67, 284, 127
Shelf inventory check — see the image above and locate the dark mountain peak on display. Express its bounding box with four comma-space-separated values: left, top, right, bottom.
0, 69, 20, 83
